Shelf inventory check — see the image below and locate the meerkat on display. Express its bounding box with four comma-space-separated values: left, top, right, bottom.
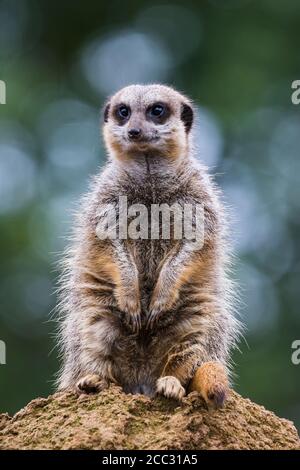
56, 84, 240, 408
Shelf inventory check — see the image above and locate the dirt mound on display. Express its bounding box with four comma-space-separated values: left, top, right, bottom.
0, 385, 299, 450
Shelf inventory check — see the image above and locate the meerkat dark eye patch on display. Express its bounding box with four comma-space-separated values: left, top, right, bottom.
181, 103, 193, 133
103, 103, 110, 123
151, 103, 164, 117
147, 102, 170, 124
113, 104, 131, 125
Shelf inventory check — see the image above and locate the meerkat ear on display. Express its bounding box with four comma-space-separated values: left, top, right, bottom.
181, 102, 193, 133
103, 103, 111, 123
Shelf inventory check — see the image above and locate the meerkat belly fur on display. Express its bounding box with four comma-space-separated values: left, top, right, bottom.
56, 84, 240, 407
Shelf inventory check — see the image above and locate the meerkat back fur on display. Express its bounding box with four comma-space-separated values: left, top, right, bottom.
56, 84, 240, 407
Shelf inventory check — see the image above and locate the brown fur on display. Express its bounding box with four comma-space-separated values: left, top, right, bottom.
56, 84, 240, 407
189, 362, 229, 408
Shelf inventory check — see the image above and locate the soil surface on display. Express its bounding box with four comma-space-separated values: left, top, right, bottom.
0, 385, 299, 450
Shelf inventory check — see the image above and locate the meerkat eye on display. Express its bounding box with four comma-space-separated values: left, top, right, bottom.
118, 105, 130, 119
150, 103, 165, 117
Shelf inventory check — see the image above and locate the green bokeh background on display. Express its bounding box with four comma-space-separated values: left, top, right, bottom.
0, 0, 299, 428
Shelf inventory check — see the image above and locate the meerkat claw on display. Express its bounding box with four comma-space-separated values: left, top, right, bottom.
123, 311, 142, 333
146, 308, 161, 329
131, 315, 141, 334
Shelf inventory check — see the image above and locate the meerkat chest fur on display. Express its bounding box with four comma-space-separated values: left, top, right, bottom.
104, 156, 200, 298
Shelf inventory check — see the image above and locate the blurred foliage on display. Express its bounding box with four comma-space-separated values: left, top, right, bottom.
0, 0, 299, 428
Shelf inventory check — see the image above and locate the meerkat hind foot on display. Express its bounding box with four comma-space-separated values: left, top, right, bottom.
75, 374, 109, 395
189, 361, 229, 409
156, 376, 186, 401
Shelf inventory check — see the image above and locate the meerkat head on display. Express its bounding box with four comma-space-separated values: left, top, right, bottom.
102, 84, 194, 162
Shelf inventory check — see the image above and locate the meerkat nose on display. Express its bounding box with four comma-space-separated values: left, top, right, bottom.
128, 128, 142, 140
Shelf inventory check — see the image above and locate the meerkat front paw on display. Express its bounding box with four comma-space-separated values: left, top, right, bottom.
75, 374, 109, 395
156, 376, 186, 401
189, 361, 229, 409
116, 291, 141, 333
147, 290, 179, 329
